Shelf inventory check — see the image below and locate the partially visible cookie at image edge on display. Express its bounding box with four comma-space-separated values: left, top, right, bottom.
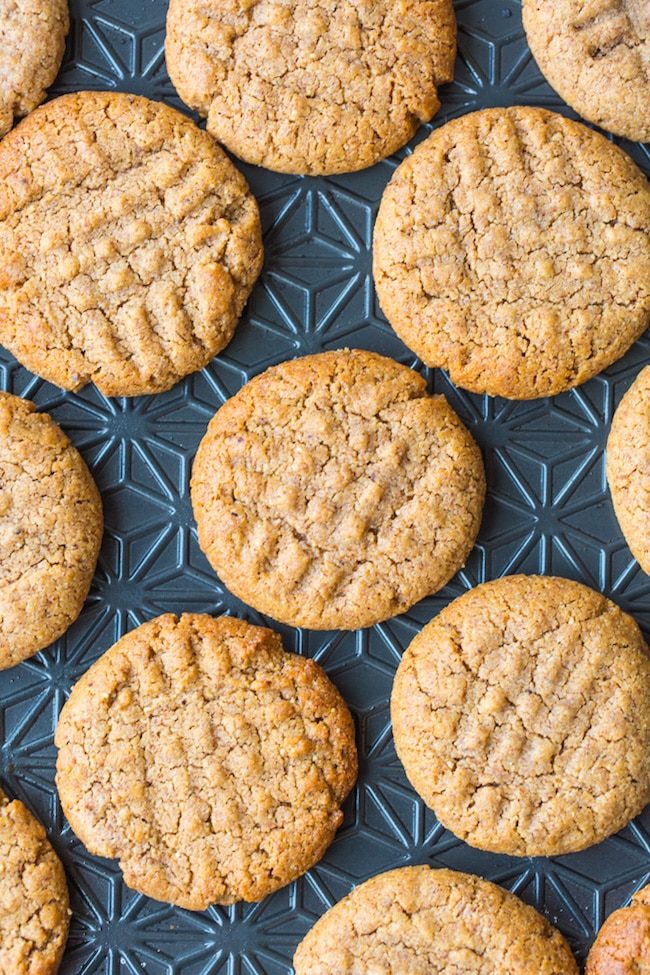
0, 391, 103, 671
586, 882, 650, 974
165, 0, 457, 175
0, 91, 263, 396
0, 788, 70, 975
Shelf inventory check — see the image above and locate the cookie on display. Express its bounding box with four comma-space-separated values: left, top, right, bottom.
165, 0, 457, 175
606, 366, 650, 576
586, 883, 650, 975
0, 91, 263, 397
391, 574, 650, 857
293, 865, 579, 974
522, 0, 650, 143
373, 106, 650, 399
0, 392, 102, 670
0, 0, 69, 139
55, 613, 357, 910
0, 788, 70, 975
190, 349, 485, 630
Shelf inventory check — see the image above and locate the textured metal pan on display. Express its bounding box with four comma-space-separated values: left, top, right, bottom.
2, 0, 650, 971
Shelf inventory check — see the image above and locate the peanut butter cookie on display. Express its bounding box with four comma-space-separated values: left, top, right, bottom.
0, 91, 263, 396
0, 392, 102, 670
165, 0, 457, 175
391, 575, 650, 856
190, 349, 485, 630
523, 0, 650, 143
586, 883, 650, 974
0, 788, 70, 975
373, 106, 650, 399
0, 0, 69, 139
607, 366, 650, 576
55, 613, 358, 910
293, 865, 579, 974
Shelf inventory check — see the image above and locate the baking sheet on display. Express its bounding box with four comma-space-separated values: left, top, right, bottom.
2, 0, 650, 970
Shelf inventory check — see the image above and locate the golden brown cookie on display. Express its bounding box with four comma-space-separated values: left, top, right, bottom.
293, 865, 579, 974
0, 0, 69, 139
55, 613, 358, 910
523, 0, 650, 143
0, 392, 102, 670
373, 106, 650, 399
0, 789, 70, 975
190, 349, 485, 630
586, 883, 650, 975
0, 91, 263, 397
606, 366, 650, 576
391, 574, 650, 857
165, 0, 457, 175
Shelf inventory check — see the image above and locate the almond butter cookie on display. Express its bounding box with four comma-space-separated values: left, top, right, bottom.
0, 392, 102, 670
523, 0, 650, 143
0, 91, 263, 396
586, 882, 650, 974
190, 349, 485, 630
606, 366, 650, 576
391, 574, 650, 856
0, 788, 70, 975
293, 865, 579, 974
165, 0, 457, 175
55, 613, 358, 910
0, 0, 69, 139
373, 106, 650, 399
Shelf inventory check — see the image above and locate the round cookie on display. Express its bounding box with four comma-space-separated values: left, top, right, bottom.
190, 349, 485, 630
391, 574, 650, 857
0, 392, 102, 670
0, 91, 263, 397
373, 106, 650, 399
0, 788, 70, 975
606, 366, 650, 576
522, 0, 650, 143
586, 883, 650, 975
293, 865, 579, 974
55, 613, 358, 910
165, 0, 457, 175
0, 0, 69, 139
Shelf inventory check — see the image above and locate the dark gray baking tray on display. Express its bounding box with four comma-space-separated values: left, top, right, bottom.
2, 0, 650, 970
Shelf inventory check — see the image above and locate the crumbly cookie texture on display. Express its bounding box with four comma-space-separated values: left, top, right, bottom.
165, 0, 456, 175
373, 106, 650, 399
293, 865, 579, 975
191, 349, 485, 630
55, 613, 358, 910
586, 882, 650, 974
0, 789, 70, 975
391, 574, 650, 857
0, 392, 102, 670
0, 91, 263, 397
0, 0, 69, 139
522, 0, 650, 143
607, 366, 650, 576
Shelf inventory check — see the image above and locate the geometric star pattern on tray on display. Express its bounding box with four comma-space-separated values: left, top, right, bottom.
2, 0, 650, 971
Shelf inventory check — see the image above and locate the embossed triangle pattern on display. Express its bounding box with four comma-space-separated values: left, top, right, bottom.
1, 0, 649, 970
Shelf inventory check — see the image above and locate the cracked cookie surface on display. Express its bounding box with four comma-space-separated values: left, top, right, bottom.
586, 882, 650, 975
55, 613, 358, 910
373, 106, 650, 399
190, 349, 485, 630
165, 0, 456, 175
606, 366, 650, 577
523, 0, 650, 142
0, 91, 263, 396
0, 0, 68, 139
0, 788, 70, 975
391, 574, 650, 856
293, 865, 579, 974
0, 392, 102, 670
